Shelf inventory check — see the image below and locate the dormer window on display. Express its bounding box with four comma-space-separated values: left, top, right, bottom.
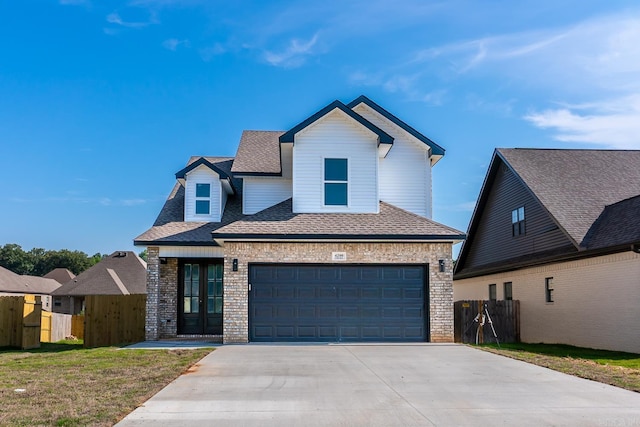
195, 183, 211, 215
324, 158, 348, 206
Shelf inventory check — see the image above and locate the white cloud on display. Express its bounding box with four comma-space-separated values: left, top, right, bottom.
524, 95, 640, 148
162, 38, 190, 51
106, 11, 159, 29
263, 33, 319, 68
199, 43, 226, 61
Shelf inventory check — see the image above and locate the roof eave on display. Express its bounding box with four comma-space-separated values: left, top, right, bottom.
347, 95, 445, 156
278, 100, 394, 146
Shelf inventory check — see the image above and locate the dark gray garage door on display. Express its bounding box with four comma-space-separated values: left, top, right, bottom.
249, 264, 428, 342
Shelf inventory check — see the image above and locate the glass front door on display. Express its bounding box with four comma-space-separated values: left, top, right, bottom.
179, 260, 223, 335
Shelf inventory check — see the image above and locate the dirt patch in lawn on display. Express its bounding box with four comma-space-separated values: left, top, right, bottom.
0, 341, 212, 426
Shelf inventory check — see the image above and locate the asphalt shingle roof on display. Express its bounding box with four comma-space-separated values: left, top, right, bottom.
0, 266, 61, 294
212, 199, 464, 240
230, 131, 284, 175
498, 148, 640, 248
582, 195, 640, 250
135, 190, 465, 245
43, 268, 76, 284
53, 251, 147, 296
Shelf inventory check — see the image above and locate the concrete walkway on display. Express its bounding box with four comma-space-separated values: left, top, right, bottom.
117, 344, 640, 426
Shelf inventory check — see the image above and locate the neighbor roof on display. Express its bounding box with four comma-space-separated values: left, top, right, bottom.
53, 251, 147, 296
582, 194, 640, 250
44, 268, 76, 284
455, 148, 640, 278
497, 149, 640, 248
0, 266, 61, 294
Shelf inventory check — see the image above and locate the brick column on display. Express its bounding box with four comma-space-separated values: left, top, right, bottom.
145, 246, 160, 340
428, 244, 454, 343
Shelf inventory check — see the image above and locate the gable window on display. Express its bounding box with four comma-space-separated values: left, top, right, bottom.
512, 206, 525, 236
324, 158, 348, 206
504, 282, 513, 301
195, 183, 211, 215
488, 284, 497, 301
545, 277, 554, 303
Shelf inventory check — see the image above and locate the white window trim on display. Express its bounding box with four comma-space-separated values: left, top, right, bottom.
322, 157, 349, 208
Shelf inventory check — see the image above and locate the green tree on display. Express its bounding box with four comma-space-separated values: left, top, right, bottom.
0, 244, 33, 275
138, 249, 148, 262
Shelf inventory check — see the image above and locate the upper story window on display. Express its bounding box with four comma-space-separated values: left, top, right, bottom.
512, 206, 525, 236
195, 183, 211, 215
324, 158, 348, 206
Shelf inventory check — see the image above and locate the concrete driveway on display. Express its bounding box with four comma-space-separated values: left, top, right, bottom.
117, 344, 640, 426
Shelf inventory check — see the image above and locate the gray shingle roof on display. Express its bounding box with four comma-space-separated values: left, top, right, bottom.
231, 131, 284, 175
43, 268, 76, 284
0, 266, 61, 294
53, 251, 147, 296
498, 148, 640, 248
212, 199, 464, 240
135, 190, 464, 245
583, 195, 640, 250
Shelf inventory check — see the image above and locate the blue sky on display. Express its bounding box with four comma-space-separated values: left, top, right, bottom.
1, 0, 639, 257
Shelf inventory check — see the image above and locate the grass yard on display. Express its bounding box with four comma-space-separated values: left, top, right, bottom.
0, 340, 212, 426
480, 343, 640, 392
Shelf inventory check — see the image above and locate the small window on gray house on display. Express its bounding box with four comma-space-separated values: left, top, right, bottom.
54, 297, 61, 307
504, 282, 513, 301
324, 158, 348, 206
488, 284, 497, 301
512, 206, 525, 236
195, 183, 211, 215
545, 277, 554, 303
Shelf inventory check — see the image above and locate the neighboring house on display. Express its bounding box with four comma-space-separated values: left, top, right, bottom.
52, 251, 147, 315
44, 268, 76, 284
454, 148, 640, 353
135, 95, 465, 344
0, 266, 61, 311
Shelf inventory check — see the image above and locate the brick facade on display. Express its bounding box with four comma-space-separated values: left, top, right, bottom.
223, 242, 454, 344
146, 242, 455, 344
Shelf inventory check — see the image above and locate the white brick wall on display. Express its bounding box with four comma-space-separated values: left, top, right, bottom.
454, 251, 640, 353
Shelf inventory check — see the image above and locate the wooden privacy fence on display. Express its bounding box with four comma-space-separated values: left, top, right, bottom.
84, 294, 146, 348
0, 295, 42, 349
454, 300, 520, 344
40, 312, 84, 343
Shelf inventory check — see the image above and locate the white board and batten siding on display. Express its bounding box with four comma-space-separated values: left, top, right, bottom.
353, 104, 433, 219
292, 110, 379, 214
243, 178, 292, 214
184, 165, 223, 222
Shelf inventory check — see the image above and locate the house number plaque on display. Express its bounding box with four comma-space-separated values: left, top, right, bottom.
332, 252, 347, 261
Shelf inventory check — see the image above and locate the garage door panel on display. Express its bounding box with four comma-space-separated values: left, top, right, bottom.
249, 264, 427, 342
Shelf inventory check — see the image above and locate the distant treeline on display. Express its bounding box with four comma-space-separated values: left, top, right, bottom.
0, 243, 105, 276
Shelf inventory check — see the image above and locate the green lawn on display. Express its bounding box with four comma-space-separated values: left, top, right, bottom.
0, 340, 211, 426
480, 343, 640, 392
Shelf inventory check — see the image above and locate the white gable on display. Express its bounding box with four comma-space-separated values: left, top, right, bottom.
352, 103, 433, 218
184, 164, 223, 222
292, 109, 379, 214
